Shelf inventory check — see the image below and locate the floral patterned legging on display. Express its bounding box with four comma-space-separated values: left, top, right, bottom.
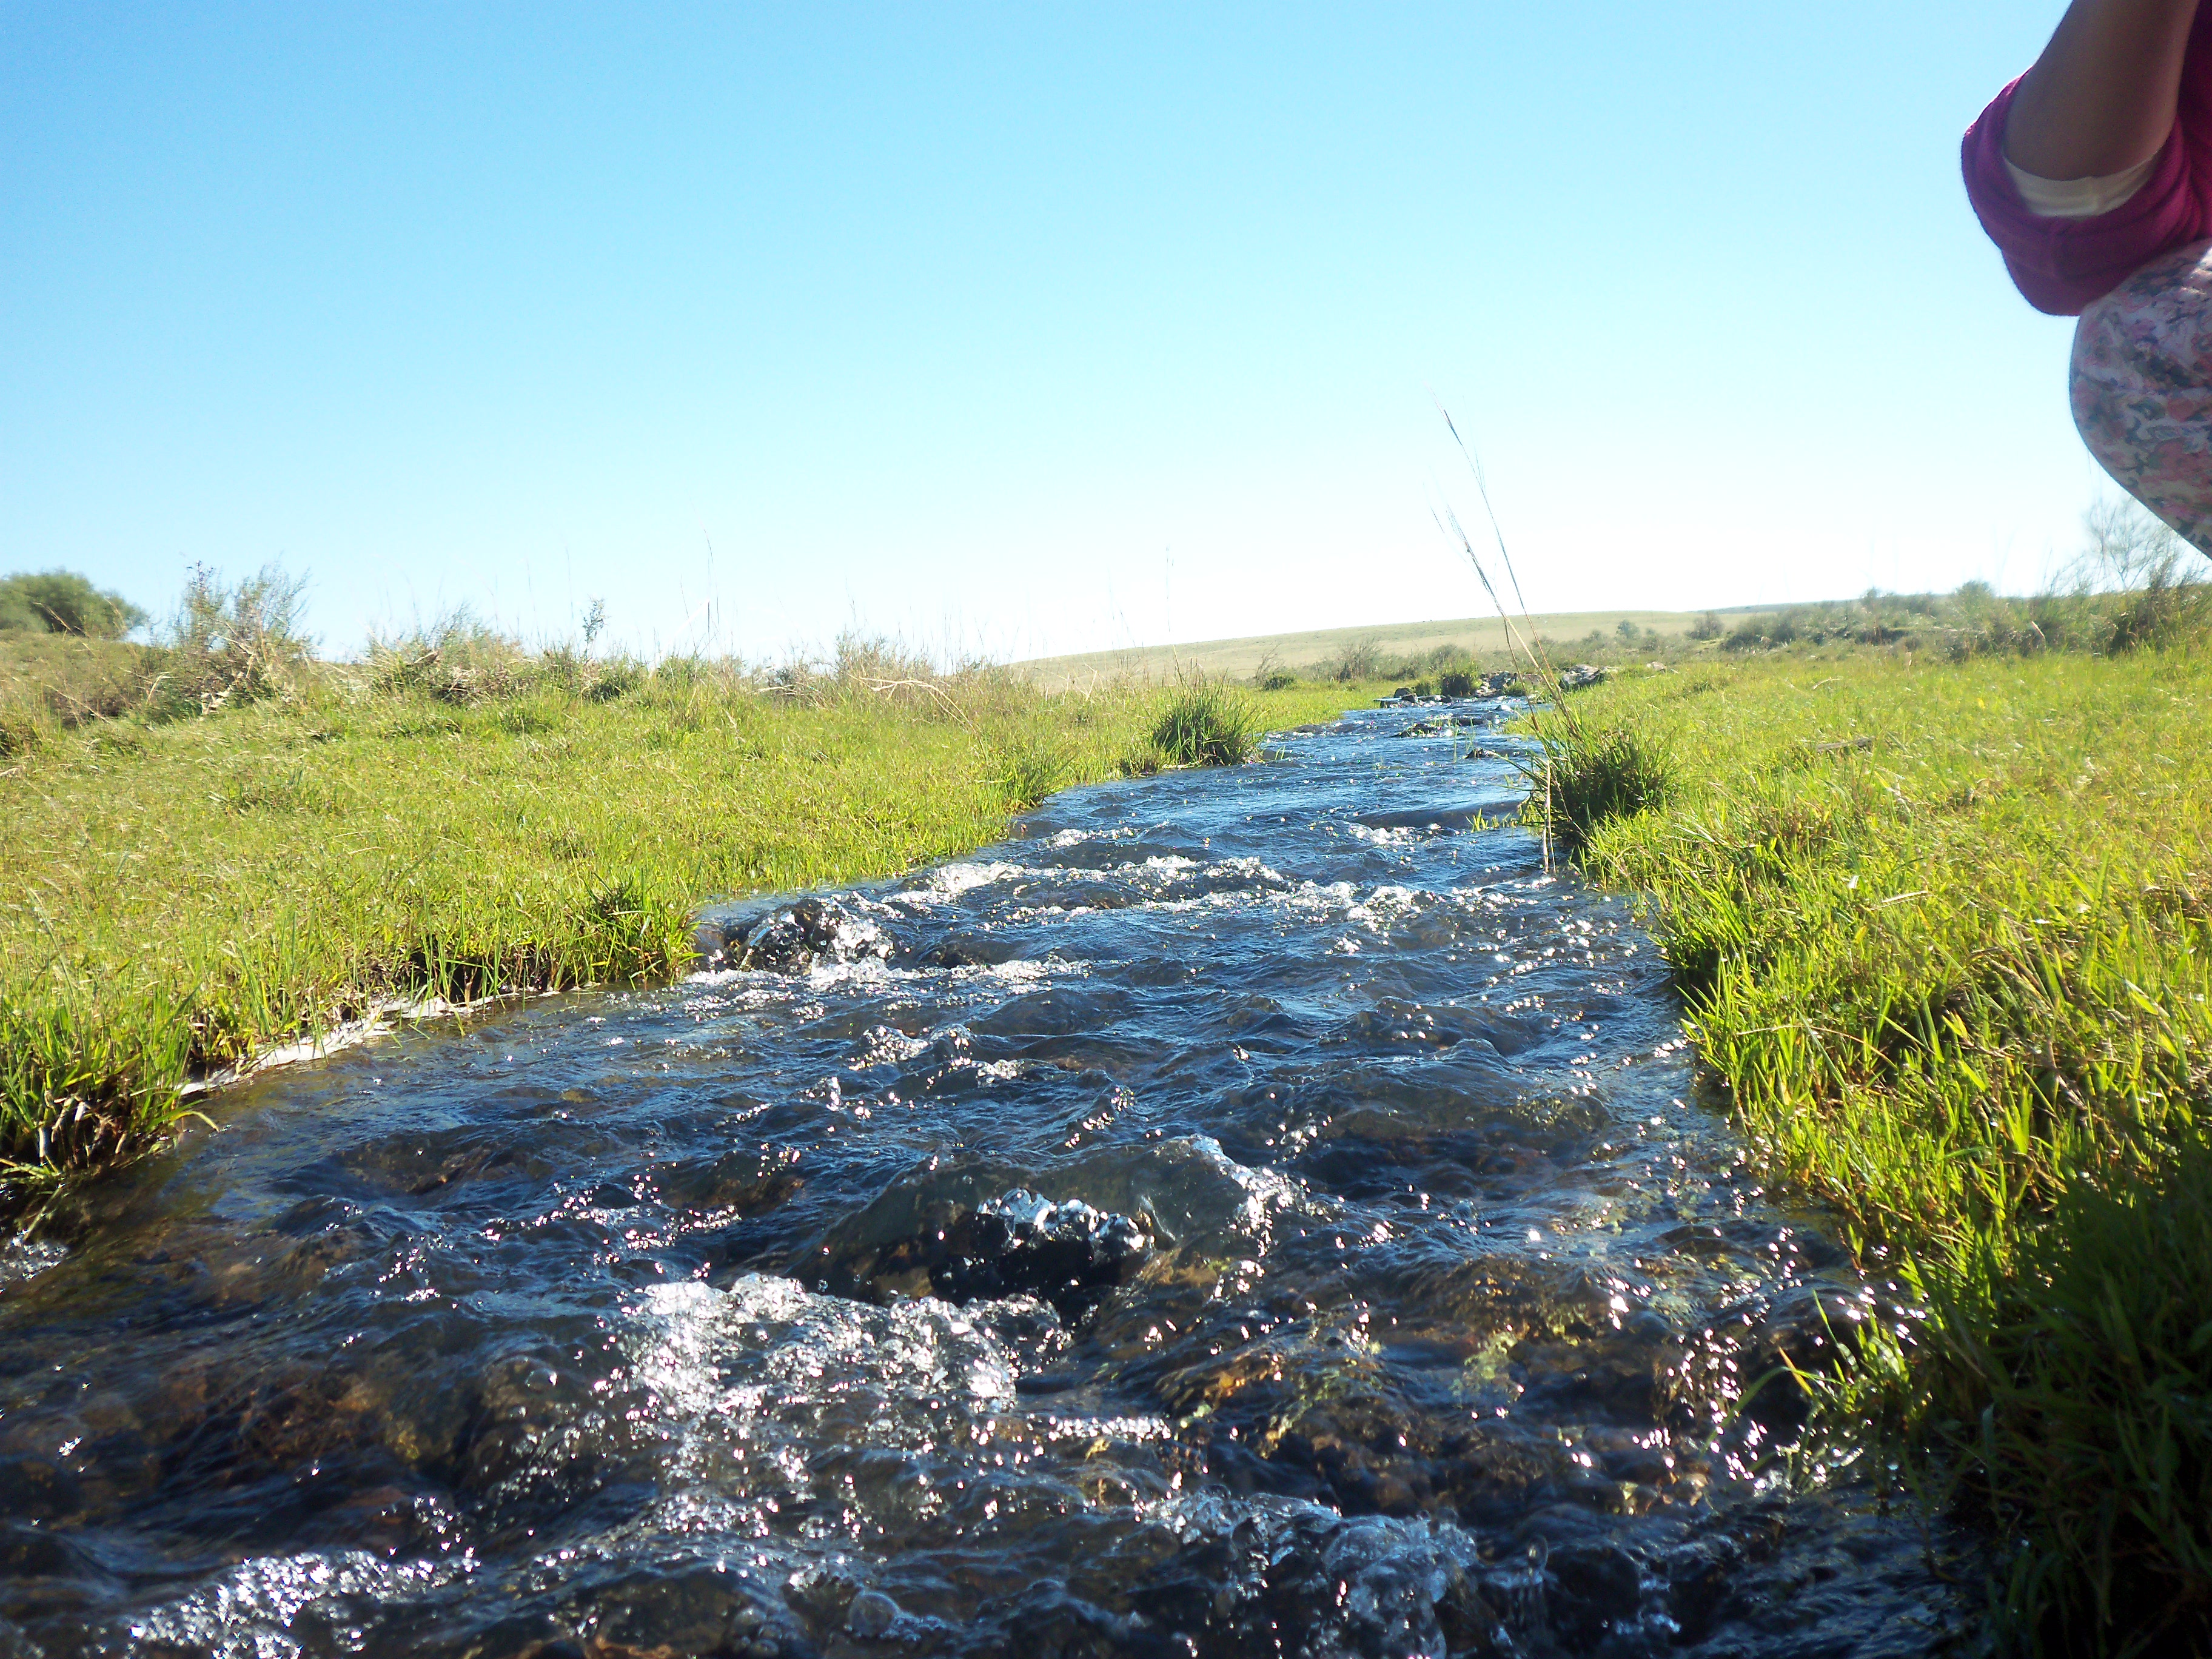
2074, 237, 2212, 554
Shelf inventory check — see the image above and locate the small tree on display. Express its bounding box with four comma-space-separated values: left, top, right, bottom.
1331, 636, 1384, 682
0, 570, 147, 637
2070, 498, 2208, 649
1687, 611, 1723, 641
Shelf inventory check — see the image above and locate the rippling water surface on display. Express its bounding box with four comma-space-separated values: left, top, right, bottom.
0, 708, 1965, 1658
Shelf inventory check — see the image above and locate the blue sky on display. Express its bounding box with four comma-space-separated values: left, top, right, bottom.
2, 2, 2106, 660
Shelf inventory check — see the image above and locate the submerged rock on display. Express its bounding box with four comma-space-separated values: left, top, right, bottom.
1396, 715, 1492, 737
735, 898, 891, 972
911, 930, 1026, 970
843, 1589, 899, 1638
817, 1185, 1152, 1317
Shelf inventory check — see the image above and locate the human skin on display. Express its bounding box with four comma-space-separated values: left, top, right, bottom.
2005, 0, 2201, 177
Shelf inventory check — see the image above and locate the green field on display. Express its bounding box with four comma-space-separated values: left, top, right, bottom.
1546, 645, 2212, 1655
1011, 606, 1749, 686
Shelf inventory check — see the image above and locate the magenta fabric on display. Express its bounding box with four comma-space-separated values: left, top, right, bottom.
1963, 12, 2212, 317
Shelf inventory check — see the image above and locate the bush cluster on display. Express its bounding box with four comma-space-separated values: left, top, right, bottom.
1716, 509, 2210, 660
0, 571, 146, 638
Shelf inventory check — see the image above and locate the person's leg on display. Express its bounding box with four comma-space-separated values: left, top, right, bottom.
2006, 0, 2199, 179
2073, 237, 2212, 553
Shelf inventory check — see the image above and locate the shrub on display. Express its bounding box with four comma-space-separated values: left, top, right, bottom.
1439, 669, 1476, 699
543, 644, 644, 702
156, 563, 310, 714
2074, 506, 2212, 652
1261, 672, 1296, 691
1687, 612, 1723, 641
0, 708, 49, 760
1148, 679, 1258, 767
833, 629, 940, 687
1412, 678, 1435, 698
766, 630, 994, 716
1330, 636, 1384, 682
1723, 618, 1768, 652
369, 608, 531, 704
646, 652, 748, 698
0, 571, 147, 638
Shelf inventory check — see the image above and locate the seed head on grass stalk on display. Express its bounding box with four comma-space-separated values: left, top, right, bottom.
1430, 400, 1678, 860
1428, 398, 1583, 731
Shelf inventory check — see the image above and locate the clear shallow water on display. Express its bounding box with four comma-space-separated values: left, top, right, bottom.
0, 708, 1966, 1658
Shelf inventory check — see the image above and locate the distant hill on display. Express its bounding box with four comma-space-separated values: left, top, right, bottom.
1009, 607, 1769, 687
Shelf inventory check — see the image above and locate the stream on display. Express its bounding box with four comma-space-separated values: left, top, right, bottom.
0, 705, 1968, 1658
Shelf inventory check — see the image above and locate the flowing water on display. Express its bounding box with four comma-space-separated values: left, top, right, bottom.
0, 707, 1968, 1658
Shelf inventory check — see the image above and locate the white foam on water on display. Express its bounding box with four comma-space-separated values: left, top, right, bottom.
1043, 825, 1139, 850
1209, 856, 1287, 885
0, 1236, 65, 1294
118, 1550, 472, 1659
629, 1275, 1024, 1473
984, 957, 1058, 985
893, 861, 1032, 907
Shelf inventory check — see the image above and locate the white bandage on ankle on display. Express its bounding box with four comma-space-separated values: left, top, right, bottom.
2004, 152, 2159, 219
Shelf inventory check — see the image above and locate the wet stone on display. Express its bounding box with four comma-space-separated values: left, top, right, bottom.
912, 931, 1027, 969
1544, 1540, 1646, 1649
819, 1185, 1150, 1318
844, 1589, 899, 1638
736, 897, 891, 971
580, 1565, 792, 1659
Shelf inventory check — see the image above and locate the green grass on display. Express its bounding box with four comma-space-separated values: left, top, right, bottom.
0, 634, 156, 757
1011, 607, 1741, 688
1145, 677, 1262, 768
1521, 719, 1674, 857
0, 646, 1374, 1193
1542, 649, 2212, 1655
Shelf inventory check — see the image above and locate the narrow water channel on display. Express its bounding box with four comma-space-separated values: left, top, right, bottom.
0, 707, 1966, 1658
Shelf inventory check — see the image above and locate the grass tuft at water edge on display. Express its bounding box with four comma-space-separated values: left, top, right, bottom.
1145, 677, 1261, 769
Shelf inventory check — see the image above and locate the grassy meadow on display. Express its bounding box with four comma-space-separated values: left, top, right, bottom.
1011, 606, 1744, 688
1537, 639, 2211, 1655
0, 607, 1373, 1195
